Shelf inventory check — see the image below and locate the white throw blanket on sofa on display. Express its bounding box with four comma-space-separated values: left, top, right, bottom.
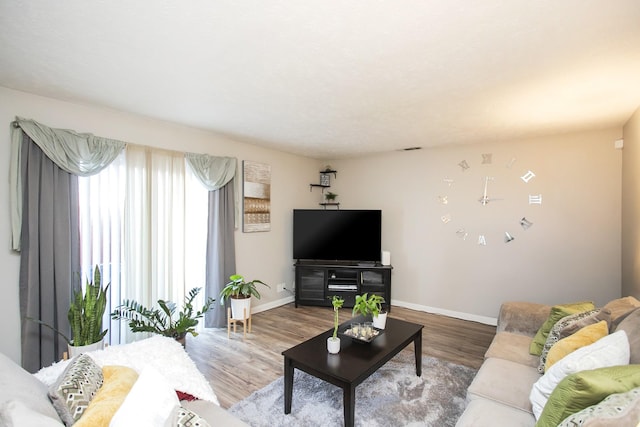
34, 336, 219, 405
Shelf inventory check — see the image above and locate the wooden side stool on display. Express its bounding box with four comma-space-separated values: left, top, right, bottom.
227, 307, 252, 339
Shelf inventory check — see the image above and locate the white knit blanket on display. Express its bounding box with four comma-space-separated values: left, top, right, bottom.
34, 336, 219, 405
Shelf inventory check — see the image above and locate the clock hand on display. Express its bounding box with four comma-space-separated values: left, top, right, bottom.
479, 176, 494, 205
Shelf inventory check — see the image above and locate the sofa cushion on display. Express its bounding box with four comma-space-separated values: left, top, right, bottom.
454, 398, 535, 427
181, 400, 250, 427
0, 351, 60, 423
538, 308, 608, 373
529, 301, 595, 356
109, 366, 179, 427
74, 365, 138, 427
536, 364, 640, 427
613, 307, 640, 364
557, 386, 640, 427
485, 332, 540, 368
48, 353, 104, 425
466, 357, 541, 413
529, 330, 630, 420
545, 320, 609, 371
0, 400, 64, 427
603, 296, 640, 325
496, 301, 551, 336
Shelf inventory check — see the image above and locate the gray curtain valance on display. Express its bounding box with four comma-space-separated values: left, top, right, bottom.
185, 152, 240, 227
10, 118, 127, 251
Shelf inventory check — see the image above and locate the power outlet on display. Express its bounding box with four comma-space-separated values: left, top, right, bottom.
277, 282, 286, 293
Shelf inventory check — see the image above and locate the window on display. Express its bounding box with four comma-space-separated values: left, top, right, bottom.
78, 145, 208, 344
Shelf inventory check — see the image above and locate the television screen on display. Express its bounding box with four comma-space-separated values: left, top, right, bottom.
293, 209, 382, 262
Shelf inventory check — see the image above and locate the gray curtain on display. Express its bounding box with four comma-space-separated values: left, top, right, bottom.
204, 180, 237, 328
19, 133, 80, 372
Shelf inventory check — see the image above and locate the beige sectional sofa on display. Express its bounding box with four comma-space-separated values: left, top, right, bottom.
456, 297, 640, 427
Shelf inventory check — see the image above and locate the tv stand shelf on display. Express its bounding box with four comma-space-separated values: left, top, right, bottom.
294, 262, 392, 312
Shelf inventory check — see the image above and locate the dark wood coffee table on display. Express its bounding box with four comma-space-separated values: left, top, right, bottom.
282, 317, 423, 427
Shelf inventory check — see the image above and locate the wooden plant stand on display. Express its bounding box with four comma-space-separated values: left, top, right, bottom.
227, 307, 252, 339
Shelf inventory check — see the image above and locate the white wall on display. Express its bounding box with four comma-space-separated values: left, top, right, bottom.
328, 130, 623, 323
0, 86, 318, 363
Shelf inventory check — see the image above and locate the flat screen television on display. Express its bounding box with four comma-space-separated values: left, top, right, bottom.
293, 209, 382, 263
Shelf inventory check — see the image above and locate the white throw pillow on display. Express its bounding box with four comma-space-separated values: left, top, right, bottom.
529, 330, 630, 420
109, 366, 180, 427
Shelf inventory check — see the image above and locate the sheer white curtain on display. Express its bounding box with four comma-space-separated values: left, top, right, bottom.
78, 145, 208, 345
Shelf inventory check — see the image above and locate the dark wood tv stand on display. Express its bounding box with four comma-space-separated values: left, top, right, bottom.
294, 262, 392, 312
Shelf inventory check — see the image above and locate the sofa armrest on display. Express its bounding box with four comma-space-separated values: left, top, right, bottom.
496, 301, 551, 336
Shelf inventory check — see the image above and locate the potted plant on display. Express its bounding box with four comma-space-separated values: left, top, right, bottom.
352, 293, 388, 329
111, 287, 214, 346
327, 296, 344, 354
219, 274, 270, 320
325, 192, 338, 202
28, 265, 110, 357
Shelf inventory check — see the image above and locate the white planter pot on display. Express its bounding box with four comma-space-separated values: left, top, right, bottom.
68, 340, 104, 358
230, 297, 251, 320
327, 337, 341, 354
372, 311, 388, 329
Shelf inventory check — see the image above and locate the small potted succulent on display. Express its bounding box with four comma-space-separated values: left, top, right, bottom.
352, 293, 387, 329
325, 192, 338, 202
328, 295, 344, 354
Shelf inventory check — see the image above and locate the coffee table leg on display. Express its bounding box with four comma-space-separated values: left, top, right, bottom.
284, 357, 294, 414
343, 385, 356, 427
414, 329, 422, 377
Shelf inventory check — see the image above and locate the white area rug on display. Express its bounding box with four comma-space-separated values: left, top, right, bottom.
228, 351, 476, 427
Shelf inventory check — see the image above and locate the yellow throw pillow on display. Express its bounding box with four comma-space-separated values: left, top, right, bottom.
545, 320, 608, 371
529, 301, 595, 356
74, 365, 139, 427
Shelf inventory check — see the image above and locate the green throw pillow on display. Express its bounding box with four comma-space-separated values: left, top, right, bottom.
536, 364, 640, 427
529, 301, 595, 356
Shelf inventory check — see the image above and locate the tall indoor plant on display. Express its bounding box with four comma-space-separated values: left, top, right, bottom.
111, 287, 215, 346
29, 265, 110, 356
219, 274, 270, 320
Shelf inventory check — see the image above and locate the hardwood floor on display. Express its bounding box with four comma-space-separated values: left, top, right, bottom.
186, 303, 496, 409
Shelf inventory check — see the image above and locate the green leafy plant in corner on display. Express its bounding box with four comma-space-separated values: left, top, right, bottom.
219, 274, 270, 305
111, 287, 215, 339
331, 295, 344, 339
352, 293, 385, 318
28, 265, 109, 346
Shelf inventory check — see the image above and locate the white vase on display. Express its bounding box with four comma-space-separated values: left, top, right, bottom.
327, 337, 341, 354
68, 340, 104, 358
372, 311, 388, 329
230, 296, 251, 320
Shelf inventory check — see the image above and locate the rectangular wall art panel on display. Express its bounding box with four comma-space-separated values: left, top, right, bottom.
243, 160, 271, 232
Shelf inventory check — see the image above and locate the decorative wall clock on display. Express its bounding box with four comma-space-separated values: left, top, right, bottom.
438, 153, 541, 246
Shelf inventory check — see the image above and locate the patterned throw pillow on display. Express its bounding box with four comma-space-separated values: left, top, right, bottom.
173, 406, 211, 427
537, 309, 608, 373
558, 386, 640, 427
48, 354, 103, 426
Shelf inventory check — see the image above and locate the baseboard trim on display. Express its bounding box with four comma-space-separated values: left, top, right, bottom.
391, 299, 498, 326
252, 295, 295, 314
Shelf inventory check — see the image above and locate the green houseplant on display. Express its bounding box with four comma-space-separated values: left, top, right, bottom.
28, 265, 110, 355
111, 287, 215, 345
325, 191, 338, 202
328, 295, 344, 354
219, 274, 270, 320
352, 293, 388, 329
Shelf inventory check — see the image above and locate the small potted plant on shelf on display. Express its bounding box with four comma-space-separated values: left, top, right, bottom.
325, 192, 338, 203
219, 274, 270, 321
29, 265, 110, 357
352, 293, 388, 329
111, 287, 215, 347
328, 295, 344, 354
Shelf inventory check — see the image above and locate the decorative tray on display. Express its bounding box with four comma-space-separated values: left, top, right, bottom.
338, 324, 383, 343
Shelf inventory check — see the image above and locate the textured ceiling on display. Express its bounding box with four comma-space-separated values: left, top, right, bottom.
1, 1, 639, 159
